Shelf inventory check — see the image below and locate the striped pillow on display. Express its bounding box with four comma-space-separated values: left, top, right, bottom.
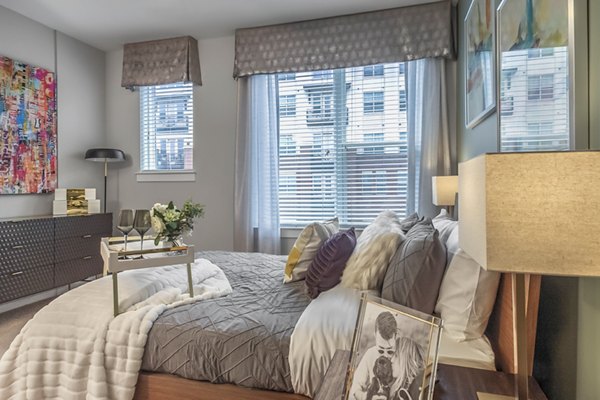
305, 227, 356, 299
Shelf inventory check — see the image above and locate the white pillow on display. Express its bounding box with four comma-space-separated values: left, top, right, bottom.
341, 210, 404, 290
284, 218, 339, 283
432, 209, 457, 245
434, 226, 501, 341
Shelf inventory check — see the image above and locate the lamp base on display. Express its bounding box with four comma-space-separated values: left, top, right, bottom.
477, 393, 519, 400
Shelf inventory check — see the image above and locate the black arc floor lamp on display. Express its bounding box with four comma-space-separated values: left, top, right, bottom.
85, 148, 126, 213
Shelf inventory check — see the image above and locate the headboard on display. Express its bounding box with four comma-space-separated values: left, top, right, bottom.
485, 273, 542, 375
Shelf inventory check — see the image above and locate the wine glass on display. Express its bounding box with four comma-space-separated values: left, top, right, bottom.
116, 209, 134, 253
133, 209, 152, 254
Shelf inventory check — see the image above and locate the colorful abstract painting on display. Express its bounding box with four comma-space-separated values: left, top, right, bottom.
465, 0, 495, 128
498, 0, 568, 52
0, 55, 56, 194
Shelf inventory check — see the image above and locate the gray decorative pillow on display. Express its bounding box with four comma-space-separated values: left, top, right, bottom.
400, 212, 420, 234
381, 218, 447, 315
305, 228, 357, 299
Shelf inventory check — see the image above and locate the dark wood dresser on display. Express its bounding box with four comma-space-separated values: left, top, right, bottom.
0, 213, 112, 303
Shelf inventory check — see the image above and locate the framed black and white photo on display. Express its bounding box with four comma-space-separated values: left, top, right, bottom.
345, 295, 442, 400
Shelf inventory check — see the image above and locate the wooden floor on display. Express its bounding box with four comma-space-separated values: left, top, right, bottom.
135, 372, 309, 400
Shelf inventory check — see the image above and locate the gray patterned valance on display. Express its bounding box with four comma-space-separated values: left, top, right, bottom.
121, 36, 202, 88
233, 0, 455, 78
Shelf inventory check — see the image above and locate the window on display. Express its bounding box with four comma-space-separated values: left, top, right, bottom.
279, 173, 297, 192
305, 85, 334, 125
140, 82, 193, 171
363, 132, 385, 154
280, 135, 296, 155
278, 73, 296, 81
361, 170, 387, 195
312, 70, 333, 80
527, 74, 554, 100
363, 91, 384, 113
528, 48, 555, 58
276, 64, 408, 226
399, 89, 407, 112
500, 47, 569, 152
500, 68, 517, 116
363, 65, 384, 77
279, 95, 296, 117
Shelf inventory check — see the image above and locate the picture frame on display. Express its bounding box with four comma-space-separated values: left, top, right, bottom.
0, 55, 57, 194
344, 294, 442, 400
496, 0, 573, 152
465, 0, 496, 129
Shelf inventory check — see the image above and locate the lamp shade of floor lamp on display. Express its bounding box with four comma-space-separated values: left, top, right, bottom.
458, 151, 600, 400
84, 148, 126, 213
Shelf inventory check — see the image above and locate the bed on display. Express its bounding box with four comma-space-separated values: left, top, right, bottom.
0, 214, 541, 400
133, 251, 541, 400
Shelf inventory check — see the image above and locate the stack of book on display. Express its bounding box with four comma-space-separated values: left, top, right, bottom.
53, 188, 101, 215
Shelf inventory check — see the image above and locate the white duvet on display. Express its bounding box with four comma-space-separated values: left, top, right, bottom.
289, 285, 377, 397
289, 285, 496, 397
0, 259, 232, 400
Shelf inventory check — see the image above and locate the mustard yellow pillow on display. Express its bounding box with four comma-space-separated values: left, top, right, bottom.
284, 218, 339, 283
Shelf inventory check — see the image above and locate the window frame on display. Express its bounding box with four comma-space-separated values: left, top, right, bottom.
138, 82, 195, 182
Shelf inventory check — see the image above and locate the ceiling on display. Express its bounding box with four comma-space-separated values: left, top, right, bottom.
0, 0, 431, 52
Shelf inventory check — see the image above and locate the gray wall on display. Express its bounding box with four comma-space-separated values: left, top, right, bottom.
577, 2, 600, 399
0, 6, 106, 219
104, 36, 237, 251
456, 0, 588, 399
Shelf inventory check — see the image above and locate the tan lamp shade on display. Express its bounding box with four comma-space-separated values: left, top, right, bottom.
432, 175, 458, 206
458, 151, 600, 277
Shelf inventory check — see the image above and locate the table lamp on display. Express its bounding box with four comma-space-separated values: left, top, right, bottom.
458, 151, 600, 400
85, 148, 126, 213
432, 175, 458, 217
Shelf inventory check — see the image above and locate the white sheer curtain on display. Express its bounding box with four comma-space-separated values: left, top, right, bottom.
406, 58, 453, 218
234, 75, 281, 254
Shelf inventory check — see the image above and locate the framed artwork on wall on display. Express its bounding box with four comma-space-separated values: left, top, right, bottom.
344, 294, 442, 400
465, 0, 496, 128
0, 55, 57, 194
497, 0, 572, 152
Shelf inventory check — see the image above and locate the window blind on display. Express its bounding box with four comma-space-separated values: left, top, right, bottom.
499, 47, 569, 152
140, 82, 194, 171
277, 63, 408, 227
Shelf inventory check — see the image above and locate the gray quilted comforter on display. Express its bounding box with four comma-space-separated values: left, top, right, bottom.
141, 251, 311, 392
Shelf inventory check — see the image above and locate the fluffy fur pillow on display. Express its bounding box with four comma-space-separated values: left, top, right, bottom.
341, 210, 404, 290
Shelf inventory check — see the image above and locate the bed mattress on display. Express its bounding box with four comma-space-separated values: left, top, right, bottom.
141, 251, 311, 392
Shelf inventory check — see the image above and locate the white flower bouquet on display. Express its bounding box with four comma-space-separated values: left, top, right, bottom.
150, 200, 204, 246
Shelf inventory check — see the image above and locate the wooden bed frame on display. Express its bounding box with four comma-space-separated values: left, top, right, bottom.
133, 273, 542, 400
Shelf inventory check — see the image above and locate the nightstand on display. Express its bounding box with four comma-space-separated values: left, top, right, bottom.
314, 350, 548, 400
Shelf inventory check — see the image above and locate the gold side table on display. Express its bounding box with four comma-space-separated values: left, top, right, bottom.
100, 236, 195, 316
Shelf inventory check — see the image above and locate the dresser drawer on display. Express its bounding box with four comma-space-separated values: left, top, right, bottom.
55, 255, 103, 287
0, 263, 54, 303
55, 214, 112, 240
0, 219, 55, 272
55, 235, 102, 263
0, 218, 54, 248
